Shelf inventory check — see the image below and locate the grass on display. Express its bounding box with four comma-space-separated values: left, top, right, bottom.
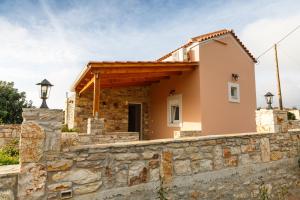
0, 139, 19, 166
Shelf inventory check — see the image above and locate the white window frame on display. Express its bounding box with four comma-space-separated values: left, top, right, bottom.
228, 82, 240, 103
167, 94, 182, 127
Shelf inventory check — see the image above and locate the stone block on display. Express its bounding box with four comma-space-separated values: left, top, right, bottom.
73, 181, 102, 195
47, 182, 72, 192
260, 138, 270, 162
174, 160, 191, 175
87, 118, 105, 135
20, 122, 45, 163
199, 159, 213, 171
18, 163, 47, 199
0, 189, 14, 200
270, 151, 283, 161
47, 159, 73, 171
224, 156, 238, 167
128, 162, 148, 186
161, 151, 173, 184
52, 169, 101, 184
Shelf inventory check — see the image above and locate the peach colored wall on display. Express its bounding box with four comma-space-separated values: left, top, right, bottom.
148, 69, 201, 139
199, 34, 256, 135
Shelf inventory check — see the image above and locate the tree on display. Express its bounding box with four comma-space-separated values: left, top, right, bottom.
0, 81, 32, 124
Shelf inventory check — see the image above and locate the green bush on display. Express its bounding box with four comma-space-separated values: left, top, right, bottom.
0, 139, 19, 166
288, 112, 296, 120
61, 124, 78, 132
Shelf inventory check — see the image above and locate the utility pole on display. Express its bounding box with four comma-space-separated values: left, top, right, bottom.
274, 44, 283, 110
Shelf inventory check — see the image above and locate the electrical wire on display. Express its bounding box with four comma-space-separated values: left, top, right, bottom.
256, 24, 300, 60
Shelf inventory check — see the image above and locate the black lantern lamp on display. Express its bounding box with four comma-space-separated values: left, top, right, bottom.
36, 79, 53, 108
264, 92, 274, 110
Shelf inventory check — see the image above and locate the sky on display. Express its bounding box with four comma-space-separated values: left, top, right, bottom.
0, 0, 300, 109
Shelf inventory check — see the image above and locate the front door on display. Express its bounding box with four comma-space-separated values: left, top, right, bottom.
128, 103, 142, 139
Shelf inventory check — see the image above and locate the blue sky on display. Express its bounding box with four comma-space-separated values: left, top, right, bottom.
0, 0, 300, 108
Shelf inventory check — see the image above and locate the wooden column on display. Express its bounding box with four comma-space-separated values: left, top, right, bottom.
93, 73, 100, 117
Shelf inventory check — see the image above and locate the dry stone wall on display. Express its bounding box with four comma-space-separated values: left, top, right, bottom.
18, 108, 63, 200
45, 131, 299, 200
288, 120, 300, 130
0, 165, 19, 200
11, 108, 300, 199
61, 132, 139, 149
70, 86, 150, 136
0, 124, 20, 148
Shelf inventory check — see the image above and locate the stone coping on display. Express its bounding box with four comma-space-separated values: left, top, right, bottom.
23, 108, 63, 112
70, 132, 272, 151
0, 164, 20, 176
63, 132, 139, 136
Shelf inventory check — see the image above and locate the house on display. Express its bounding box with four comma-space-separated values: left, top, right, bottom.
66, 29, 257, 139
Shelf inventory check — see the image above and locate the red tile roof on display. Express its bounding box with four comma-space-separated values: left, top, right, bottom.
157, 29, 256, 63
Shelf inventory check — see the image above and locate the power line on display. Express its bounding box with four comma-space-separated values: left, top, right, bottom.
256, 24, 300, 60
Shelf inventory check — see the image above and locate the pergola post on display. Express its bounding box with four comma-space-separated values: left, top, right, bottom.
93, 73, 100, 117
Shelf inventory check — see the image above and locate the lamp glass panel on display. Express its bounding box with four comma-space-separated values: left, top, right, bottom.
41, 85, 48, 98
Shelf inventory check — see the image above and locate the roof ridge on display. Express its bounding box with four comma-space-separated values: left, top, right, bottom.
157, 29, 256, 63
189, 29, 231, 42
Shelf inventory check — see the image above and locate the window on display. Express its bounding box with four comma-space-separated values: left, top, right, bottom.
228, 82, 240, 103
167, 94, 182, 127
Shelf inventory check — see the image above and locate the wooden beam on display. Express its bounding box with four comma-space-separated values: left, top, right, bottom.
92, 66, 195, 74
101, 76, 168, 84
213, 39, 227, 45
78, 77, 95, 95
89, 62, 198, 68
93, 73, 100, 117
101, 81, 158, 88
99, 71, 182, 79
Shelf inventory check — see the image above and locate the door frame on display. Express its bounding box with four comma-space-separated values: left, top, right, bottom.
128, 102, 143, 140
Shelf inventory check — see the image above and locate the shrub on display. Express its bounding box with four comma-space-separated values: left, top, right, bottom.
288, 112, 296, 120
0, 139, 19, 166
61, 124, 78, 132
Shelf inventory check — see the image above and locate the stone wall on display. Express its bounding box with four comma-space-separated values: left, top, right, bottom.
61, 132, 139, 149
0, 124, 21, 148
0, 165, 19, 199
71, 86, 150, 136
288, 120, 300, 130
12, 108, 300, 199
256, 109, 288, 133
18, 108, 63, 200
46, 132, 299, 199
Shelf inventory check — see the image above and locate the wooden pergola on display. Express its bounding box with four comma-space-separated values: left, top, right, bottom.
72, 61, 198, 116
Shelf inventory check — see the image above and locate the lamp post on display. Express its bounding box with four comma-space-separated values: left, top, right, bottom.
36, 79, 53, 109
264, 92, 274, 110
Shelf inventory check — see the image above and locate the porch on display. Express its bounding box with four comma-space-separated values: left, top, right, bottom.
70, 61, 200, 140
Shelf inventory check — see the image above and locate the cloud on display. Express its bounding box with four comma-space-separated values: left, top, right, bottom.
241, 14, 300, 108
0, 0, 300, 109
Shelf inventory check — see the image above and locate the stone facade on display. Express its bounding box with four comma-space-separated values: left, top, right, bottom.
68, 86, 150, 136
0, 124, 20, 148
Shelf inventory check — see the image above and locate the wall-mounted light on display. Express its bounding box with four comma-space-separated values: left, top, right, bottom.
169, 89, 176, 96
232, 73, 240, 81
